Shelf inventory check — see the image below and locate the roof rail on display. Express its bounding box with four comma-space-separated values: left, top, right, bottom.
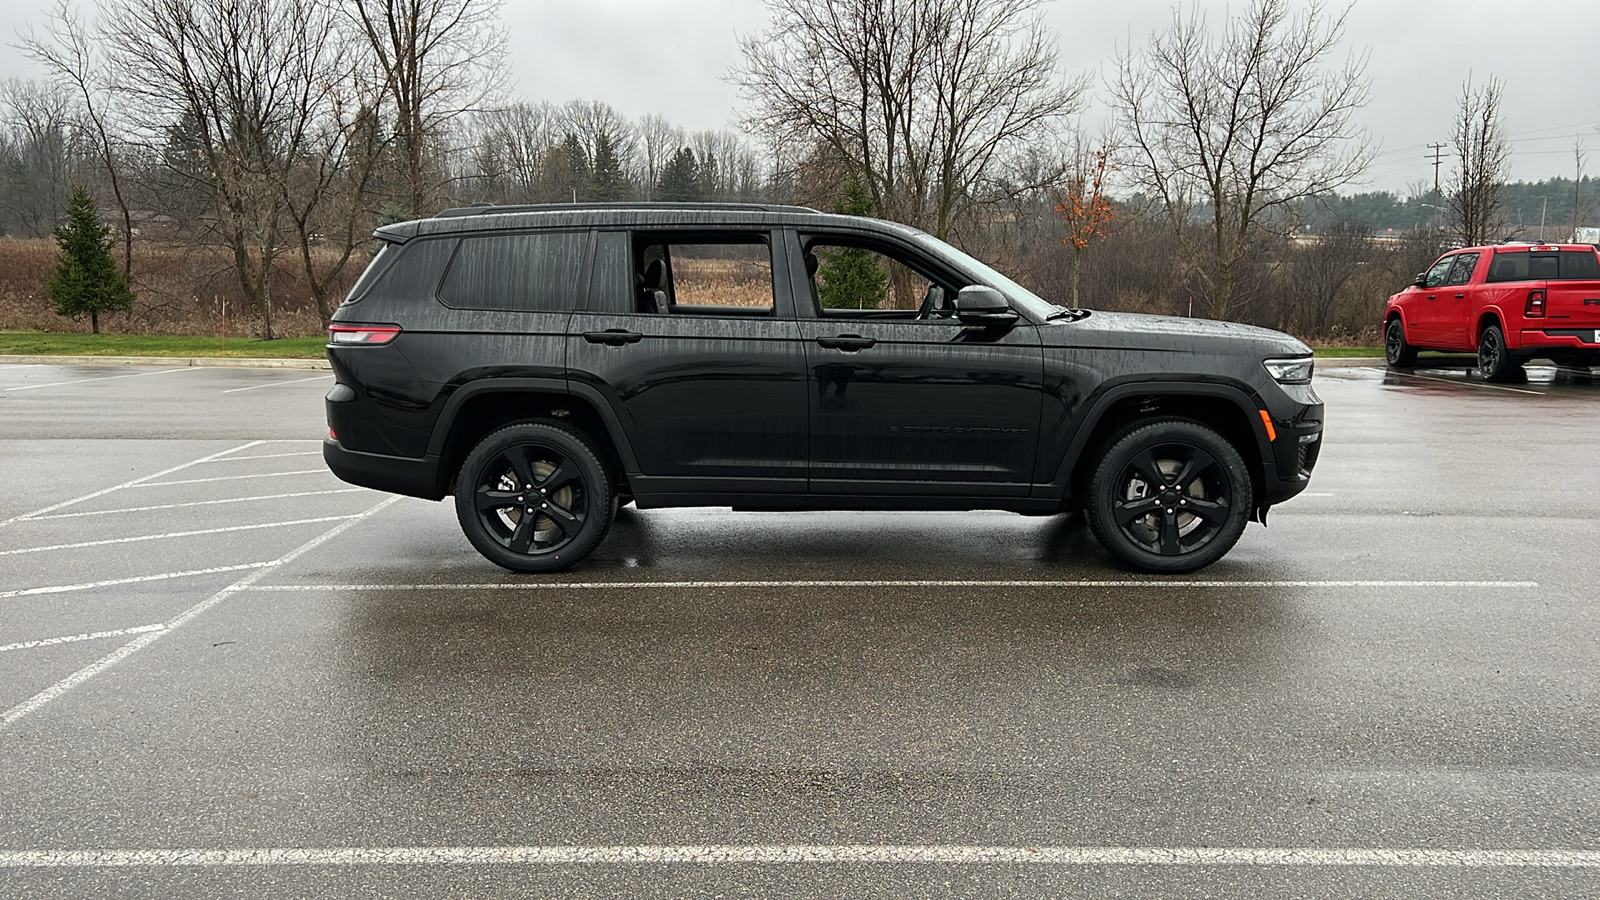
433, 201, 822, 218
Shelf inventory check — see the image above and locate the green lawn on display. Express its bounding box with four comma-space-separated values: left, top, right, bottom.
0, 332, 326, 359
1312, 347, 1382, 358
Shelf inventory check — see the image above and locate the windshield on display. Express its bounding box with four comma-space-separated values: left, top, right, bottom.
907, 231, 1062, 318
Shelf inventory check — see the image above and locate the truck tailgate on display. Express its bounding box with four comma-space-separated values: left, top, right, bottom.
1543, 279, 1600, 325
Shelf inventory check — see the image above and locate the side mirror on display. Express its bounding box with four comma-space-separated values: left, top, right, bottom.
955, 285, 1018, 324
1411, 272, 1428, 288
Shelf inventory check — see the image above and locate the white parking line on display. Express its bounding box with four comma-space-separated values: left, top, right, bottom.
0, 625, 165, 653
220, 376, 327, 394
26, 489, 367, 521
131, 469, 328, 487
0, 441, 263, 528
0, 564, 275, 599
199, 451, 323, 462
0, 844, 1595, 868
243, 579, 1540, 592
0, 515, 360, 556
0, 496, 400, 730
0, 366, 198, 393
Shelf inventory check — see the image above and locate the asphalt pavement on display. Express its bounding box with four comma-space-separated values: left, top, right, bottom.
0, 359, 1597, 898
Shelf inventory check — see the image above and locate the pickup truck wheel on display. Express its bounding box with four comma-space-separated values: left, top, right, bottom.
1086, 418, 1252, 574
1385, 318, 1418, 367
1477, 324, 1522, 383
454, 422, 615, 573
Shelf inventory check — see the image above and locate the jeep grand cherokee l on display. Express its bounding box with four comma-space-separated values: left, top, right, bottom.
323, 203, 1323, 574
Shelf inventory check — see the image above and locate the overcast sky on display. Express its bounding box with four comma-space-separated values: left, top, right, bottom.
5, 0, 1598, 195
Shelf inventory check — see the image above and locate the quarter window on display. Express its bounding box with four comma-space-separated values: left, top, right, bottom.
438, 231, 589, 312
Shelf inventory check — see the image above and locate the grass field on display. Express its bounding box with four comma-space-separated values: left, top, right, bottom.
1312, 347, 1382, 357
0, 332, 327, 358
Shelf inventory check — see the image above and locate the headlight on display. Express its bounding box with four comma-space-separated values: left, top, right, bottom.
1263, 357, 1314, 384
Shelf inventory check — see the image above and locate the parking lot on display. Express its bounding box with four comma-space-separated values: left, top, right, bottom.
1, 359, 1597, 898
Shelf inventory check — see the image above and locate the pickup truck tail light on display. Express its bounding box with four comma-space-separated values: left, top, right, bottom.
1525, 289, 1546, 318
328, 324, 401, 345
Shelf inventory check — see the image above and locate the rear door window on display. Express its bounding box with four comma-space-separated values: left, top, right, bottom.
438, 231, 591, 311
1422, 256, 1455, 288
1445, 252, 1480, 286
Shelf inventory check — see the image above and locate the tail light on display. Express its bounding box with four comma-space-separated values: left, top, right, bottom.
1525, 290, 1546, 318
328, 324, 401, 345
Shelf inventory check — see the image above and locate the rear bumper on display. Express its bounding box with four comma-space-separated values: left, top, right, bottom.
1515, 329, 1600, 357
323, 439, 445, 500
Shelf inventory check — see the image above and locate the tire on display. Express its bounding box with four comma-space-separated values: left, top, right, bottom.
1477, 323, 1522, 383
453, 421, 615, 573
1085, 418, 1253, 574
1385, 317, 1418, 367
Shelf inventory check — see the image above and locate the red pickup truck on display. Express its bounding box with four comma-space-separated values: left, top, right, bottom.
1384, 243, 1600, 381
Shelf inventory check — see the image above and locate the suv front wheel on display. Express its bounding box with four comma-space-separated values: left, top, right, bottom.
1086, 418, 1252, 574
454, 422, 616, 573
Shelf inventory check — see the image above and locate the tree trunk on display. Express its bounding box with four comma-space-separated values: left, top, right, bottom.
91, 310, 99, 334
1069, 248, 1083, 307
1212, 261, 1234, 320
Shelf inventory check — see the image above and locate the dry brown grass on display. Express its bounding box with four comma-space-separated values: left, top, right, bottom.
672, 256, 774, 308
0, 237, 366, 338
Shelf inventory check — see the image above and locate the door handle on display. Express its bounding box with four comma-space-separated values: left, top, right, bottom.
1454, 293, 1465, 299
1426, 294, 1437, 300
816, 334, 876, 351
583, 330, 643, 346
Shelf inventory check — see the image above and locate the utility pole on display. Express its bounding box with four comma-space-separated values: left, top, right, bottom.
1427, 142, 1448, 229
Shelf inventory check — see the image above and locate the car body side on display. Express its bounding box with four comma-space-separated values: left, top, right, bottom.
324, 209, 1320, 523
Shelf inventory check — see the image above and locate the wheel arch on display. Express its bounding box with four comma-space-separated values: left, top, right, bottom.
427, 379, 637, 497
1475, 309, 1505, 347
1052, 382, 1272, 516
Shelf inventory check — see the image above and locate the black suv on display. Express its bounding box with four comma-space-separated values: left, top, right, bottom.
323, 203, 1322, 573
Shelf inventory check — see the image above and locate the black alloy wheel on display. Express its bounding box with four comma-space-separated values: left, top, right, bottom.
1476, 323, 1522, 383
454, 421, 615, 573
1385, 317, 1418, 367
1086, 418, 1252, 574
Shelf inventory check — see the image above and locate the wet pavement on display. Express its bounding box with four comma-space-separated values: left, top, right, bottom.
0, 360, 1597, 898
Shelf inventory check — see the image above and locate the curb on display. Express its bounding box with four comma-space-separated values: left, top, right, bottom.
0, 354, 330, 370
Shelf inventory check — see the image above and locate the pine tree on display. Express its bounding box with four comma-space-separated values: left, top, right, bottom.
656, 147, 702, 202
816, 178, 887, 309
47, 185, 133, 334
590, 131, 630, 201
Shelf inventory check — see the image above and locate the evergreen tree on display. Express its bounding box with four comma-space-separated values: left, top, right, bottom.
816, 178, 886, 309
47, 185, 133, 334
656, 147, 702, 202
590, 131, 629, 201
557, 133, 590, 202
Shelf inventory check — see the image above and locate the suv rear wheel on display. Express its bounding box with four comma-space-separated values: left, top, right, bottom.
454, 422, 615, 573
1086, 418, 1252, 574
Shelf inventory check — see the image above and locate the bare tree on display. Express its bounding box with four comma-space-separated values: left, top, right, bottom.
20, 2, 136, 274
1444, 75, 1509, 246
0, 79, 79, 238
734, 0, 1086, 241
635, 113, 684, 201
101, 0, 349, 339
1111, 0, 1372, 319
351, 0, 506, 217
